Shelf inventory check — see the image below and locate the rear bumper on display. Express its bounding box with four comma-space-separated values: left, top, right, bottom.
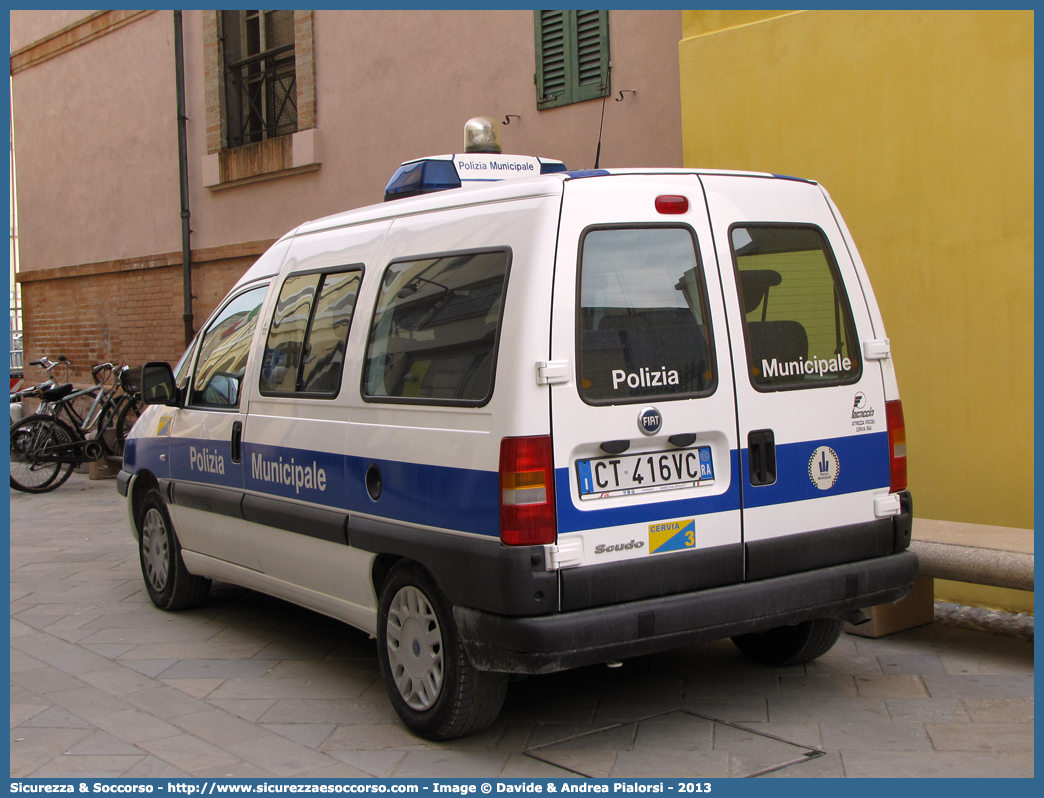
455, 549, 918, 674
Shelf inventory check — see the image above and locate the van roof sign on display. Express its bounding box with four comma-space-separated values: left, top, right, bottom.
384, 153, 567, 202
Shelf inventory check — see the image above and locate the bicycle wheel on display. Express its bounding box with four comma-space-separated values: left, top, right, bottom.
112, 396, 141, 457
67, 392, 95, 429
10, 414, 77, 493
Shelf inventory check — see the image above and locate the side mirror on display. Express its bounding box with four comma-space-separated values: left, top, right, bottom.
141, 362, 181, 406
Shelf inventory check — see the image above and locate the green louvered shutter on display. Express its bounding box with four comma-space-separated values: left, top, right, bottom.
573, 10, 610, 103
536, 11, 569, 108
535, 10, 609, 110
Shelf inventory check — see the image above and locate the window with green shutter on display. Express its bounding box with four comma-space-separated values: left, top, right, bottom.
535, 10, 610, 110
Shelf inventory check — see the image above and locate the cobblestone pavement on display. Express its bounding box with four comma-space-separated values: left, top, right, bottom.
10, 474, 1035, 778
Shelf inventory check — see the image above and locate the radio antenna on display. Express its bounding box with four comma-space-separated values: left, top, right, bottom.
593, 93, 608, 169
594, 80, 635, 169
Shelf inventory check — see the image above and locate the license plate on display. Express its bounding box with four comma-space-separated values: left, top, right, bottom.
576, 446, 714, 500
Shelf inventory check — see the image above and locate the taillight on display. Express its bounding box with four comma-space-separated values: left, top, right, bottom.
655, 195, 689, 214
499, 435, 557, 546
886, 399, 907, 493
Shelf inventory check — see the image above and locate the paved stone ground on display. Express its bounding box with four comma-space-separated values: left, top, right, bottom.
10, 474, 1035, 778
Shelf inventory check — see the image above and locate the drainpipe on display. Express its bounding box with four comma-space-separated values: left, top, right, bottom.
174, 10, 194, 346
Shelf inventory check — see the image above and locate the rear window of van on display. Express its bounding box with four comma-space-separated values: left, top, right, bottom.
578, 226, 716, 404
730, 225, 860, 390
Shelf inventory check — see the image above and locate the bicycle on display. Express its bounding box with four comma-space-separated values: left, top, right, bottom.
10, 361, 142, 493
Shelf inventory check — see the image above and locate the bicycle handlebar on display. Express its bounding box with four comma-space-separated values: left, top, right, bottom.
91, 362, 115, 381
28, 356, 72, 371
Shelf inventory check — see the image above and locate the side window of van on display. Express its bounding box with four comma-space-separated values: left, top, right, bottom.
731, 225, 861, 390
578, 226, 716, 404
363, 249, 510, 405
260, 268, 362, 396
190, 284, 268, 409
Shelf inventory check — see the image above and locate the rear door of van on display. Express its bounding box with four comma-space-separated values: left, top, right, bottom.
700, 174, 893, 583
548, 174, 743, 611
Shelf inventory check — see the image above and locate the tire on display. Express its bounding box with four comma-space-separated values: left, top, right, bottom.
111, 397, 140, 457
732, 617, 845, 667
9, 414, 77, 493
376, 563, 508, 740
137, 489, 211, 610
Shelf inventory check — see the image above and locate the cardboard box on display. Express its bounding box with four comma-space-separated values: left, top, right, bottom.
845, 575, 935, 638
88, 456, 120, 480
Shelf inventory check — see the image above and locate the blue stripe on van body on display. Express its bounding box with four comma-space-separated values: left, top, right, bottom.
555, 450, 743, 534
124, 436, 169, 479
740, 431, 889, 508
131, 433, 888, 540
158, 438, 502, 538
246, 443, 502, 536
344, 454, 500, 537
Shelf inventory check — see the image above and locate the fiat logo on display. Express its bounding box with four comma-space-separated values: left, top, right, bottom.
638, 407, 662, 436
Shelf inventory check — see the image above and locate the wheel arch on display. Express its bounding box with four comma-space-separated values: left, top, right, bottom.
371, 553, 404, 602
372, 554, 459, 609
127, 470, 161, 542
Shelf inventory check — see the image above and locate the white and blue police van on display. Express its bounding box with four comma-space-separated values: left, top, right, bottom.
120, 118, 915, 740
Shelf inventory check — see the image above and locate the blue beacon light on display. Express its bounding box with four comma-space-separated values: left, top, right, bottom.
384, 117, 566, 201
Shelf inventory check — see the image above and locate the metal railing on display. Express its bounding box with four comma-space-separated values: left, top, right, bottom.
11, 349, 23, 370
225, 44, 297, 149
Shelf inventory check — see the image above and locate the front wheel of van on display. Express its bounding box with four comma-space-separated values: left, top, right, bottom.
731, 617, 844, 667
137, 489, 211, 611
377, 563, 508, 740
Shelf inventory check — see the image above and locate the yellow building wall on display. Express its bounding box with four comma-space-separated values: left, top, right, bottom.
934, 580, 1033, 615
679, 10, 1033, 532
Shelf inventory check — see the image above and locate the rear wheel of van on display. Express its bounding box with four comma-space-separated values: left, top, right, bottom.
377, 563, 508, 740
137, 489, 211, 611
731, 617, 844, 666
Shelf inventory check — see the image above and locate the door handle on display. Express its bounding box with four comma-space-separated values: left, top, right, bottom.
748, 429, 776, 486
231, 421, 243, 464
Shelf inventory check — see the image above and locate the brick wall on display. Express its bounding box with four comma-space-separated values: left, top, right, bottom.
202, 10, 224, 155
294, 11, 317, 130
18, 244, 272, 390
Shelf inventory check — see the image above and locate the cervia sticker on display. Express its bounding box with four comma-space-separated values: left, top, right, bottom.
156, 417, 172, 437
649, 518, 695, 554
808, 446, 840, 490
638, 407, 662, 436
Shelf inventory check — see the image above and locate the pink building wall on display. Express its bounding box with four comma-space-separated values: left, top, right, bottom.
13, 10, 683, 273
